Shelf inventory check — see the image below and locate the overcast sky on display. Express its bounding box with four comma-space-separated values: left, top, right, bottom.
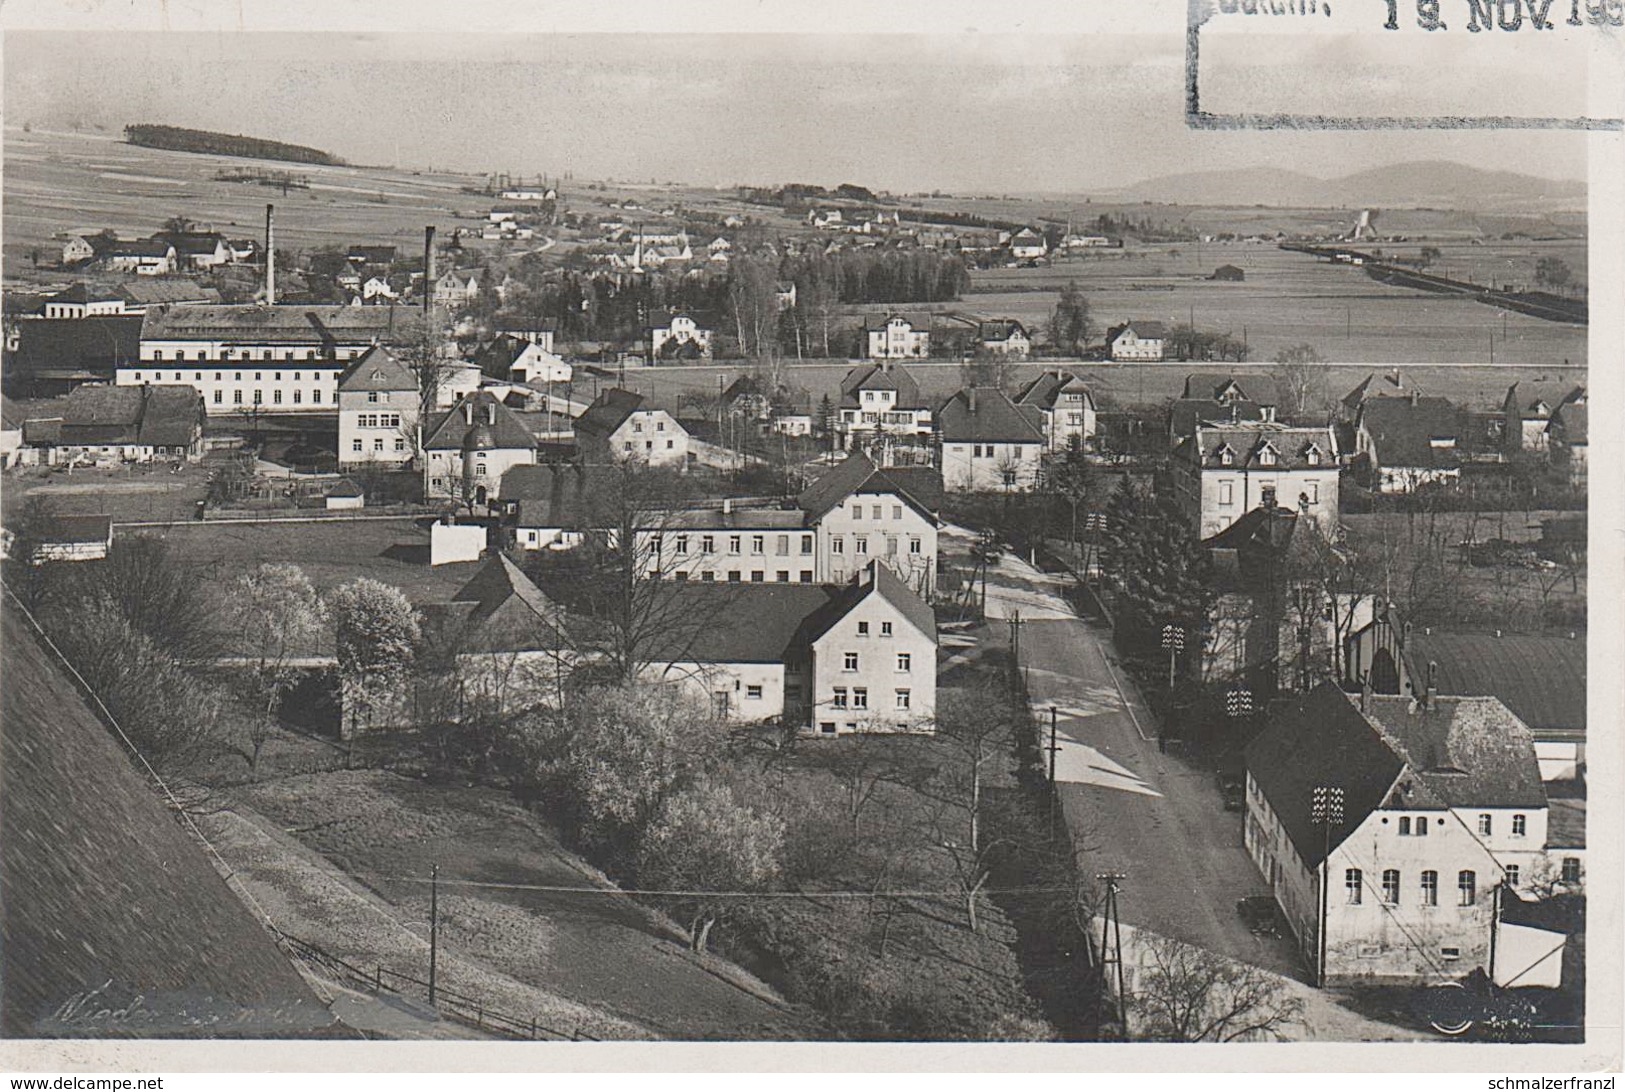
4, 32, 1590, 194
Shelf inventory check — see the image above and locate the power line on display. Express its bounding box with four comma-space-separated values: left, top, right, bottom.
375, 875, 1080, 900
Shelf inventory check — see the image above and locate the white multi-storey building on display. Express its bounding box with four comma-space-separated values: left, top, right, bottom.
337, 346, 419, 467
835, 360, 933, 453
1172, 420, 1340, 538
864, 313, 931, 360
118, 305, 400, 416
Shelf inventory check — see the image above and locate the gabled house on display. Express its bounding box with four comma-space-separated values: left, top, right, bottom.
1008, 228, 1048, 260
1014, 369, 1096, 452
835, 360, 933, 453
59, 234, 102, 267
152, 231, 232, 271
864, 313, 931, 360
976, 319, 1031, 358
101, 239, 177, 276
41, 283, 128, 319
1106, 320, 1166, 362
1546, 402, 1586, 487
1501, 381, 1585, 456
796, 451, 942, 596
477, 334, 571, 384
1172, 421, 1340, 537
936, 387, 1046, 493
433, 269, 480, 307
337, 346, 419, 467
1245, 682, 1555, 985
21, 384, 204, 465
2, 514, 114, 563
641, 561, 937, 733
1168, 374, 1278, 444
502, 463, 622, 551
647, 312, 713, 361
572, 388, 690, 467
1353, 394, 1463, 494
1341, 369, 1419, 422
421, 390, 538, 504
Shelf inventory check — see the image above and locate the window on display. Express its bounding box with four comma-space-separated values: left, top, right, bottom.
1218, 481, 1234, 507
1307, 482, 1320, 504
373, 438, 384, 452
624, 442, 634, 452
853, 505, 863, 520
1381, 869, 1400, 905
1399, 817, 1411, 836
474, 463, 486, 476
895, 689, 911, 710
751, 571, 764, 582
675, 535, 689, 554
897, 652, 911, 672
832, 687, 848, 709
712, 692, 730, 718
892, 505, 903, 520
253, 390, 263, 404
777, 535, 790, 556
1416, 817, 1428, 836
1458, 871, 1477, 905
1512, 814, 1526, 837
1441, 947, 1461, 960
394, 439, 405, 451
1345, 868, 1363, 905
752, 535, 764, 554
857, 621, 870, 637
1478, 814, 1492, 836
701, 535, 715, 554
1421, 870, 1438, 906
855, 537, 868, 555
820, 722, 837, 735
728, 535, 741, 555
832, 536, 845, 555
851, 687, 868, 710
233, 390, 243, 404
909, 537, 922, 555
727, 571, 741, 583
746, 685, 763, 700
885, 537, 898, 556
776, 570, 789, 582
666, 440, 674, 449
293, 389, 302, 404
701, 571, 715, 582
674, 572, 689, 581
213, 390, 223, 404
1561, 857, 1581, 883
312, 390, 321, 404
801, 535, 814, 554
843, 652, 859, 672
352, 439, 363, 452
800, 570, 813, 582
273, 390, 283, 404
881, 622, 893, 637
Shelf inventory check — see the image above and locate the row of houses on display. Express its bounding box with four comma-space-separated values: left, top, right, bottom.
60, 229, 259, 276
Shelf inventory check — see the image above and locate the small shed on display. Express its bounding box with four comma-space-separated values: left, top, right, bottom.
324, 478, 365, 511
1211, 264, 1245, 282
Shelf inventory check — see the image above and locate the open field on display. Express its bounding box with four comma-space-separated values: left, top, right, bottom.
3, 461, 212, 523
613, 358, 1584, 414
142, 516, 480, 605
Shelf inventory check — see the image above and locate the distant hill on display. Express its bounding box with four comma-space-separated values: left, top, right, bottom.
125, 124, 343, 167
1114, 161, 1585, 211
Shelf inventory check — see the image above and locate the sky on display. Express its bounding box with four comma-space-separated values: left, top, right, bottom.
3, 31, 1591, 195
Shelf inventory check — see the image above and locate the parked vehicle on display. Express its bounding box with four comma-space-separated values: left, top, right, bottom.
1235, 895, 1284, 938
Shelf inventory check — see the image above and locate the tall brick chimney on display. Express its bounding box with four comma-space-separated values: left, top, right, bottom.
264, 204, 275, 305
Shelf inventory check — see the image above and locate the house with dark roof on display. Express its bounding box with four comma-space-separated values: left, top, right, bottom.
1245, 681, 1552, 985
1341, 369, 1420, 421
863, 313, 932, 361
835, 359, 933, 454
1353, 393, 1464, 493
936, 387, 1046, 492
1501, 381, 1585, 455
151, 231, 232, 271
0, 395, 22, 467
337, 346, 419, 467
1, 514, 115, 562
101, 238, 177, 276
1169, 373, 1280, 443
1210, 264, 1245, 282
115, 278, 220, 311
1015, 369, 1096, 452
41, 283, 128, 319
503, 463, 620, 551
572, 388, 690, 468
20, 384, 203, 466
347, 244, 398, 267
647, 312, 713, 361
477, 334, 570, 385
1343, 607, 1586, 784
977, 319, 1031, 358
641, 560, 937, 732
1106, 320, 1166, 362
1546, 402, 1586, 486
4, 315, 144, 397
421, 390, 538, 503
1171, 420, 1340, 537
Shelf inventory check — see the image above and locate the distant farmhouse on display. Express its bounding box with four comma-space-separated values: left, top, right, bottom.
1106, 320, 1167, 362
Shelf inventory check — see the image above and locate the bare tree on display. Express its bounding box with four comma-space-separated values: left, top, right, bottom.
1131, 931, 1305, 1042
1272, 343, 1325, 420
224, 563, 327, 773
921, 688, 1018, 933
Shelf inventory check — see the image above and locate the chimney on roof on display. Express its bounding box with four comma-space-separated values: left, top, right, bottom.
968, 388, 977, 414
264, 204, 275, 306
1409, 389, 1420, 407
1426, 660, 1438, 709
464, 400, 474, 425
486, 401, 497, 425
722, 497, 732, 515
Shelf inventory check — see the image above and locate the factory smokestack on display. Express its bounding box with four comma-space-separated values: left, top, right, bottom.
423, 225, 436, 320
264, 204, 275, 305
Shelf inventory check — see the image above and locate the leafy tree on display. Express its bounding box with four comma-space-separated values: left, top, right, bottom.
1534, 257, 1572, 293
1419, 246, 1442, 268
327, 578, 420, 733
2, 494, 59, 611
1101, 479, 1216, 679
1271, 343, 1325, 419
224, 563, 327, 772
638, 775, 786, 951
1049, 281, 1091, 355
1131, 931, 1304, 1042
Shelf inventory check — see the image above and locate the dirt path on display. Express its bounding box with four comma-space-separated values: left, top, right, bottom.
213, 769, 818, 1040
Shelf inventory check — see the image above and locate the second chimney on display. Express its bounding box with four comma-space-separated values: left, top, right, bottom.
1426, 660, 1438, 709
423, 225, 436, 318
264, 203, 275, 305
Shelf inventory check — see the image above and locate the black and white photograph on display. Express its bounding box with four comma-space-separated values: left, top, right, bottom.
0, 0, 1617, 1080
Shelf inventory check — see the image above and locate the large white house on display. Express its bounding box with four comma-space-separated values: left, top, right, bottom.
835, 360, 933, 454
642, 561, 937, 733
1171, 421, 1340, 538
119, 305, 400, 415
337, 346, 419, 467
1106, 320, 1166, 362
1014, 369, 1096, 452
572, 388, 690, 467
1245, 682, 1561, 986
421, 391, 538, 504
936, 387, 1046, 492
647, 312, 713, 361
864, 313, 931, 360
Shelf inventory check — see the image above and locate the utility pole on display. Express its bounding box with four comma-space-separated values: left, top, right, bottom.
1047, 705, 1061, 841
1097, 872, 1128, 1037
428, 862, 440, 1006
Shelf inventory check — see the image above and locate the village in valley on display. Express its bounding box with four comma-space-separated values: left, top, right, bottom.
0, 105, 1591, 1045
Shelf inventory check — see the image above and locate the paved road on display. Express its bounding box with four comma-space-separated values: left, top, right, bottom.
942, 526, 1422, 1039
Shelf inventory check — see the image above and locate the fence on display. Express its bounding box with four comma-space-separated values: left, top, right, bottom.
277, 933, 597, 1042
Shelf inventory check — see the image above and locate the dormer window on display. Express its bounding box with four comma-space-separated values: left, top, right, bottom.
1258, 444, 1278, 467
1304, 445, 1321, 466
1216, 444, 1234, 467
